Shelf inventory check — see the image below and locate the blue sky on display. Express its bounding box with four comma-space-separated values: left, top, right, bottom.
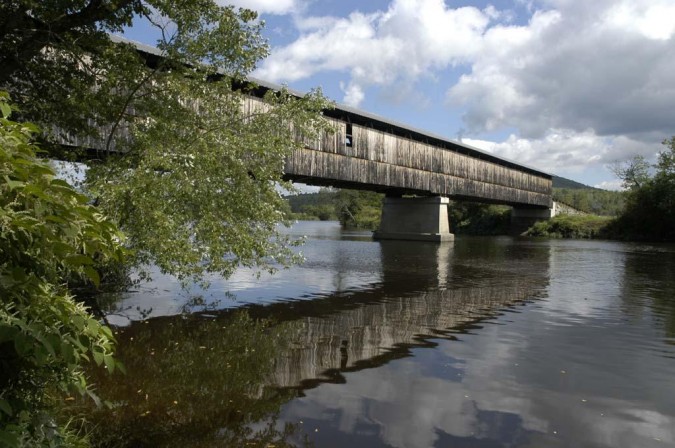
124, 0, 675, 189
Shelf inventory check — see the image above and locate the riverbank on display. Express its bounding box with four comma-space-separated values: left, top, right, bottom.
524, 214, 613, 239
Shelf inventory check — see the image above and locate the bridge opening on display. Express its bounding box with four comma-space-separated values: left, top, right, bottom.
345, 122, 353, 147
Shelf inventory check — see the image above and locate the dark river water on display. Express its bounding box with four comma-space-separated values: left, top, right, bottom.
89, 221, 675, 448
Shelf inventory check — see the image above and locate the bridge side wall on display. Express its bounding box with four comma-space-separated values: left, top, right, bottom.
277, 103, 552, 208
67, 93, 551, 208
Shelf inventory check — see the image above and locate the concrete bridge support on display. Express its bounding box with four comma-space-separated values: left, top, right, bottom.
374, 196, 454, 242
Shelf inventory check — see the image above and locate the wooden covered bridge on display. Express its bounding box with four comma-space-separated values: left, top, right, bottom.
245, 78, 553, 241
85, 38, 556, 241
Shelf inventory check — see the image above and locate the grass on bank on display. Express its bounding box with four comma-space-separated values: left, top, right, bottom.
524, 214, 614, 239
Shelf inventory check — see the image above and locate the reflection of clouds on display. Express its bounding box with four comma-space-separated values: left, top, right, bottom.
282, 323, 675, 448
106, 222, 383, 322
278, 239, 675, 448
544, 240, 628, 319
282, 358, 532, 448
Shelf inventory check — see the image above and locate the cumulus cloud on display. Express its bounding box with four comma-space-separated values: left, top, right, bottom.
463, 129, 658, 176
254, 0, 494, 106
340, 81, 365, 107
448, 0, 675, 143
255, 0, 675, 179
220, 0, 303, 15
594, 180, 623, 191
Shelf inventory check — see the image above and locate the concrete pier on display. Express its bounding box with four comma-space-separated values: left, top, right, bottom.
374, 196, 454, 242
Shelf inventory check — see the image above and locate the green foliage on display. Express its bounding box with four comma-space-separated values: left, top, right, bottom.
551, 175, 592, 189
611, 155, 651, 191
333, 190, 383, 230
286, 191, 338, 221
525, 214, 612, 239
286, 188, 383, 229
448, 202, 511, 235
0, 1, 267, 140
609, 138, 675, 241
0, 95, 125, 446
552, 188, 624, 216
72, 311, 303, 448
0, 1, 332, 282
86, 83, 330, 282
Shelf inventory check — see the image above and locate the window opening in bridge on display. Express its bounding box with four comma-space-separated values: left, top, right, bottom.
345, 123, 353, 147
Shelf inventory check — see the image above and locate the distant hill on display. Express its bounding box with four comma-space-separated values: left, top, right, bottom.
552, 175, 595, 190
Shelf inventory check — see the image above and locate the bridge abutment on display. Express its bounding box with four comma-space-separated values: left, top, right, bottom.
374, 196, 454, 242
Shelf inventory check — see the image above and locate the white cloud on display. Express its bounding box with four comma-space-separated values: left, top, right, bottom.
463, 129, 659, 176
447, 0, 675, 143
604, 1, 675, 40
340, 81, 365, 107
255, 0, 675, 182
221, 0, 302, 15
594, 180, 623, 191
255, 0, 495, 105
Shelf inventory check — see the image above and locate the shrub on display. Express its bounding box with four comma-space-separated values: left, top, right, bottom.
0, 93, 125, 446
525, 214, 612, 239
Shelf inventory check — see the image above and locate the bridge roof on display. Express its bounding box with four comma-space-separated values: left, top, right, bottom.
111, 35, 551, 179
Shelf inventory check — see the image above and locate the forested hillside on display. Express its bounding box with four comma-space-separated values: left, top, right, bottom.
286, 173, 624, 226
552, 175, 592, 189
553, 188, 624, 216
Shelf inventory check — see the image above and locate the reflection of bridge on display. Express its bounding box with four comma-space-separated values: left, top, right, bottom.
103, 237, 551, 403
239, 240, 551, 390
77, 38, 555, 241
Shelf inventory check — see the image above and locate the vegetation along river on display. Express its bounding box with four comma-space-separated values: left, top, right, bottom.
85, 221, 675, 448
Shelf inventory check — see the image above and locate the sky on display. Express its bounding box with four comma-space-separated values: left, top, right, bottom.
124, 0, 675, 189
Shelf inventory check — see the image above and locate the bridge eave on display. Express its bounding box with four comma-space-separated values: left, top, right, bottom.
283, 174, 552, 209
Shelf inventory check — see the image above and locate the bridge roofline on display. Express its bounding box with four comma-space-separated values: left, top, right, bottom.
111, 35, 552, 180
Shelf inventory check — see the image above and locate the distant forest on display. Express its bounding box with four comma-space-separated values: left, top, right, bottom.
285, 176, 625, 232
551, 175, 624, 216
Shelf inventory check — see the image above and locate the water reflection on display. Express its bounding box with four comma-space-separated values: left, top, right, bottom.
83, 312, 306, 447
620, 245, 675, 339
263, 239, 549, 390
84, 223, 675, 448
274, 238, 675, 448
85, 225, 551, 447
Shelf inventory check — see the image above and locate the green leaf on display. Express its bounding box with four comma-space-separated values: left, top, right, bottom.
0, 399, 13, 416
13, 334, 32, 357
92, 349, 104, 366
86, 318, 100, 335
103, 354, 115, 373
83, 265, 101, 288
0, 429, 19, 448
100, 325, 114, 340
61, 341, 76, 363
49, 178, 73, 188
71, 315, 86, 331
64, 254, 95, 266
0, 102, 11, 118
4, 178, 24, 190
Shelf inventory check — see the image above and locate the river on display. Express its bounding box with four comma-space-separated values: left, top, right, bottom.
87, 221, 675, 448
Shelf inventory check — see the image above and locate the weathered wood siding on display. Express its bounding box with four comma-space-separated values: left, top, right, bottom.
272, 98, 552, 207
58, 93, 551, 208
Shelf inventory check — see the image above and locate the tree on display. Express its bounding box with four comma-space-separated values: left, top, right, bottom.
0, 94, 124, 446
333, 190, 383, 229
0, 1, 331, 281
610, 138, 675, 241
610, 155, 651, 190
